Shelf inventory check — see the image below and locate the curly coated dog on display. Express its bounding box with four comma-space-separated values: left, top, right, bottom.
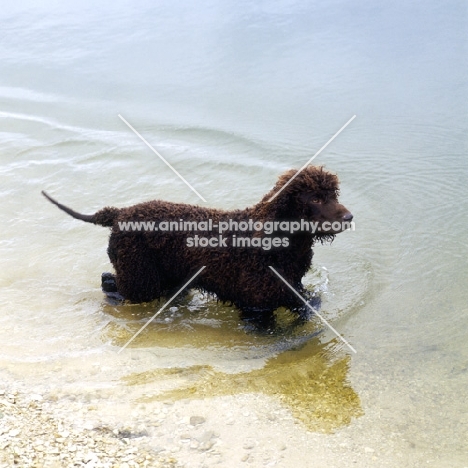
42, 166, 353, 326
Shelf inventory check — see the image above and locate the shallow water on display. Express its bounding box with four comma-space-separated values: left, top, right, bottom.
0, 0, 467, 465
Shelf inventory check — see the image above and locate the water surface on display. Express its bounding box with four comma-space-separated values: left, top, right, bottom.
0, 1, 467, 465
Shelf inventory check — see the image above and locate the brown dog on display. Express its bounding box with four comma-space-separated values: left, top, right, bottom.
43, 166, 353, 326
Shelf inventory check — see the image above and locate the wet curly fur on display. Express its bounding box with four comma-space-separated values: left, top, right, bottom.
42, 166, 352, 326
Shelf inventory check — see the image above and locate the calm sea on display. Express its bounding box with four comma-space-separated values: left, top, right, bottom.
0, 1, 467, 465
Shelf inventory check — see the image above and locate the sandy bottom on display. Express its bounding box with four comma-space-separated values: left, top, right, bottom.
1, 378, 464, 468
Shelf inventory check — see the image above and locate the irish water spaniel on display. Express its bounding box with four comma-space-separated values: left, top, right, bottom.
42, 166, 353, 326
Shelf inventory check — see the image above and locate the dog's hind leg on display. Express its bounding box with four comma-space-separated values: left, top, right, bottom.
106, 235, 162, 303
101, 272, 125, 301
115, 261, 162, 303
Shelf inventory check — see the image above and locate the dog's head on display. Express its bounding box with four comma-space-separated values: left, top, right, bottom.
256, 166, 353, 237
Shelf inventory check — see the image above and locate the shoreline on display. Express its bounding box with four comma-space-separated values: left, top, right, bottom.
0, 389, 178, 468
2, 384, 462, 468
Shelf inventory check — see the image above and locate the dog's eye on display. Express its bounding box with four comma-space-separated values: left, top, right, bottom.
299, 193, 323, 204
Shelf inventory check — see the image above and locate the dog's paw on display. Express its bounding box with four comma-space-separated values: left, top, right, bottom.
101, 272, 117, 292
101, 272, 125, 302
104, 291, 126, 302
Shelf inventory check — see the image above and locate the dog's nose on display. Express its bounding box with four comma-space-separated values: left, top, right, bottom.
343, 212, 353, 222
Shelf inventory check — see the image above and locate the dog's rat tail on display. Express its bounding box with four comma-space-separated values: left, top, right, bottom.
41, 191, 119, 227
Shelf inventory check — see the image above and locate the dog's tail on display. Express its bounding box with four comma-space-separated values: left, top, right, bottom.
41, 191, 120, 227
